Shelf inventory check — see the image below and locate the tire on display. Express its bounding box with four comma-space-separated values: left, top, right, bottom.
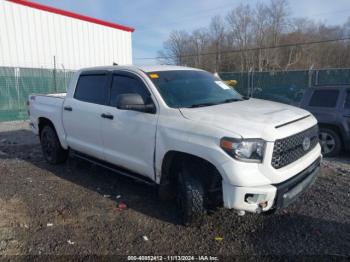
40, 125, 68, 164
176, 167, 205, 226
319, 127, 341, 157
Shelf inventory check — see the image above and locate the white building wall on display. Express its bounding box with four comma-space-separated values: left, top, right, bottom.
0, 0, 133, 70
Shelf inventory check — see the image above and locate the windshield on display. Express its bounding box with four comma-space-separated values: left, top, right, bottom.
147, 70, 242, 108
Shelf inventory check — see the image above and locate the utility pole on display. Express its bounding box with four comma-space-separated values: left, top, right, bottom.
53, 56, 57, 93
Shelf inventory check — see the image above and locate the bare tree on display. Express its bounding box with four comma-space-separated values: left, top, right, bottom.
159, 0, 350, 72
190, 28, 210, 69
226, 4, 253, 71
209, 16, 226, 72
158, 30, 190, 65
252, 3, 270, 71
265, 0, 290, 69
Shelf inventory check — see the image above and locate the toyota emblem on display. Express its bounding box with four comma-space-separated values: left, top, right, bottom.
302, 137, 311, 151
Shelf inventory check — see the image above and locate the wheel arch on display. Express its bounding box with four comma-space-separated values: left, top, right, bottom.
38, 117, 55, 137
38, 117, 69, 164
159, 150, 223, 206
37, 117, 67, 149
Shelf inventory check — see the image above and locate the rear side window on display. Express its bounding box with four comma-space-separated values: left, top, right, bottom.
110, 75, 152, 107
309, 89, 339, 108
74, 74, 108, 105
345, 91, 350, 109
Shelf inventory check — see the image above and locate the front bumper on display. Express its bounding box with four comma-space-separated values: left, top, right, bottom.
222, 157, 321, 212
273, 157, 320, 209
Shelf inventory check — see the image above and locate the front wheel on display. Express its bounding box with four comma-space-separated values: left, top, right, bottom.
40, 125, 68, 164
177, 168, 206, 226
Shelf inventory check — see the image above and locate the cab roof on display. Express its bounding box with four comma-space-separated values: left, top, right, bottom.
79, 65, 202, 73
137, 65, 201, 72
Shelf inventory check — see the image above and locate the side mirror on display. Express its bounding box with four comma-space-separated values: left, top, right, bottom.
116, 93, 155, 113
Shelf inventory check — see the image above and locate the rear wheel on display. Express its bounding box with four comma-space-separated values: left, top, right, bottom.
40, 125, 68, 164
319, 127, 341, 157
176, 166, 206, 226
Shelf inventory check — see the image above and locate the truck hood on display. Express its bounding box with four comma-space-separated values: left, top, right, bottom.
179, 98, 312, 141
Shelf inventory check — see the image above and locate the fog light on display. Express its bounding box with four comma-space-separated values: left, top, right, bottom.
245, 193, 266, 204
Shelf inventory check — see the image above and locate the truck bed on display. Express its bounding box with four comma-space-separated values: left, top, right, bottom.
28, 93, 67, 139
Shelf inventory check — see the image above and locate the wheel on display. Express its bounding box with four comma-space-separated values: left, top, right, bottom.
319, 127, 341, 157
40, 125, 68, 164
176, 166, 206, 226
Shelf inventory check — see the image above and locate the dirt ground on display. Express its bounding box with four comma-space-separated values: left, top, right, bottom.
0, 121, 349, 259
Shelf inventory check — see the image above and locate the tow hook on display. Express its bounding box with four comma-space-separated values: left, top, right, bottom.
259, 201, 268, 209
257, 201, 268, 213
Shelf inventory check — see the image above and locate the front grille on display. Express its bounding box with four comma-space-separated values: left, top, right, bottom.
271, 125, 319, 169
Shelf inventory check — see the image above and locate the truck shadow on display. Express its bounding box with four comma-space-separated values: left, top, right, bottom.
0, 128, 181, 225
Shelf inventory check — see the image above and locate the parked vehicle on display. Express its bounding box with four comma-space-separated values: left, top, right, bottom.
300, 86, 350, 157
28, 65, 322, 225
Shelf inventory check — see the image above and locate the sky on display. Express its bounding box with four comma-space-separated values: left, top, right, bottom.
31, 0, 350, 65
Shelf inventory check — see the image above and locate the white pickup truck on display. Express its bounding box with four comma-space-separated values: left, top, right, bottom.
28, 65, 322, 225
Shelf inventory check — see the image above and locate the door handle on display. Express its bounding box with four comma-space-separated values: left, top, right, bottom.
101, 113, 114, 120
344, 114, 350, 118
64, 106, 73, 111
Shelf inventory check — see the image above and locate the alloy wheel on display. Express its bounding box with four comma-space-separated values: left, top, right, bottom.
319, 132, 336, 155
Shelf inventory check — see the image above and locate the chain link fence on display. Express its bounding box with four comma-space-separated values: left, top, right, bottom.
219, 68, 350, 105
0, 67, 349, 122
0, 67, 74, 122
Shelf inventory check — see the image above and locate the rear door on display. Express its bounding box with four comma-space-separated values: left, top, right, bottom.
63, 71, 110, 160
302, 88, 341, 124
100, 71, 158, 180
343, 89, 350, 137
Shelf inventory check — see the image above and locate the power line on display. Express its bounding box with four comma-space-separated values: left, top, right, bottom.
134, 36, 350, 60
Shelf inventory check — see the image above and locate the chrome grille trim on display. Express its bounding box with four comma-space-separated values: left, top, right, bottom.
271, 125, 319, 169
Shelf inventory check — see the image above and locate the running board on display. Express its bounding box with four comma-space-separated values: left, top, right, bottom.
70, 150, 156, 186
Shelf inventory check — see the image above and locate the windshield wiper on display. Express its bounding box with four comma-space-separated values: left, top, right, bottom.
187, 98, 243, 108
220, 98, 244, 104
187, 102, 218, 108
186, 97, 245, 108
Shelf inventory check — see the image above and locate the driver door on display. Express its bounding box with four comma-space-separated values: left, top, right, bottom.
100, 71, 158, 180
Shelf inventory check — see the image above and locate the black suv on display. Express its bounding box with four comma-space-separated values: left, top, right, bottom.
300, 86, 350, 157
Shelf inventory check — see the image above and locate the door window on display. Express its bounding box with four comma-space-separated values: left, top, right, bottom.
110, 75, 152, 107
74, 74, 108, 105
345, 91, 350, 109
308, 89, 339, 108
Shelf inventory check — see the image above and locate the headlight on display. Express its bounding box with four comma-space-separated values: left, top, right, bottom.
220, 137, 266, 162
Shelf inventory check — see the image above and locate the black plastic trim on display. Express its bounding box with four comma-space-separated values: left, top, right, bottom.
273, 157, 321, 209
275, 115, 311, 128
80, 70, 110, 76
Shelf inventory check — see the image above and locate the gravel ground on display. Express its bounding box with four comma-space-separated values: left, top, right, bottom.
0, 121, 349, 259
